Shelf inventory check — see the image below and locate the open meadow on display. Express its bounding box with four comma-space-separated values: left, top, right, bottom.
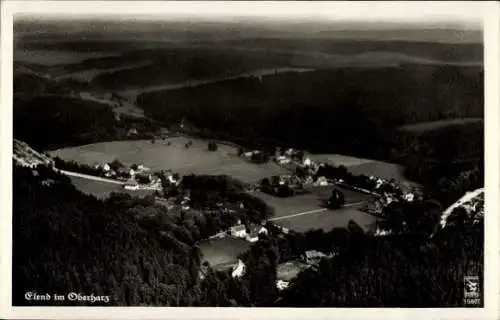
273, 207, 378, 233
49, 137, 289, 184
68, 176, 155, 199
310, 153, 419, 185
198, 237, 250, 269
256, 185, 371, 218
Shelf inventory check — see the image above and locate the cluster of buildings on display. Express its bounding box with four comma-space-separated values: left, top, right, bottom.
13, 139, 53, 169
229, 220, 269, 243
95, 162, 164, 191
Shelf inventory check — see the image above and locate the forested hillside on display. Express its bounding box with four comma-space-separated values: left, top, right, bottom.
138, 66, 483, 158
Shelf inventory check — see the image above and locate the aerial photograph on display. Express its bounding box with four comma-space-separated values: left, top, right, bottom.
11, 10, 484, 308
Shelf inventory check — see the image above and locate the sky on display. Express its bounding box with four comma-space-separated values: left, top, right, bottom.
14, 18, 483, 44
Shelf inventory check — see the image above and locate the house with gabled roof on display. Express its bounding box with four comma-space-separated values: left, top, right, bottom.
230, 224, 247, 238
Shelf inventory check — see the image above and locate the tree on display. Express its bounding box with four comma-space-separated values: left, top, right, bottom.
109, 159, 124, 172
237, 147, 244, 156
327, 189, 345, 209
208, 142, 218, 152
260, 178, 270, 189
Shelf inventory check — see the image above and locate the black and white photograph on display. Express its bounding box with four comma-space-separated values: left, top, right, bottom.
1, 1, 498, 319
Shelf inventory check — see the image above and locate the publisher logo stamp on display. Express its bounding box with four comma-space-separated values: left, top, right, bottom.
464, 275, 481, 306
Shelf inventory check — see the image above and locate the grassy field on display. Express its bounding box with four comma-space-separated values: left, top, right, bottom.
273, 207, 377, 233
310, 153, 418, 185
308, 154, 375, 167
255, 185, 371, 218
69, 176, 155, 199
255, 184, 375, 233
198, 237, 250, 268
49, 137, 288, 184
277, 261, 310, 281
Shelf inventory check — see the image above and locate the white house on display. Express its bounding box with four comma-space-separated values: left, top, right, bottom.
257, 226, 268, 235
129, 168, 136, 177
232, 259, 246, 278
277, 156, 291, 165
403, 192, 415, 202
127, 128, 138, 136
246, 232, 259, 243
303, 157, 312, 167
103, 163, 111, 172
315, 176, 328, 186
124, 184, 139, 191
230, 224, 247, 238
276, 280, 289, 291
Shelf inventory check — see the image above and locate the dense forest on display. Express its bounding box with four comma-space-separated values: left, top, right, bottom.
13, 96, 117, 150
137, 66, 483, 160
88, 47, 284, 91
13, 95, 164, 151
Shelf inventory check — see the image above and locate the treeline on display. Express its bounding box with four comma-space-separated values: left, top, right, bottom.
13, 95, 164, 151
13, 96, 117, 150
88, 47, 280, 91
14, 72, 87, 95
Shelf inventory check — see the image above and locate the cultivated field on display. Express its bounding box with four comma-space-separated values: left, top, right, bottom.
273, 207, 377, 233
255, 184, 375, 233
256, 185, 371, 218
310, 153, 416, 184
69, 176, 155, 199
49, 137, 288, 184
198, 237, 250, 268
308, 154, 375, 167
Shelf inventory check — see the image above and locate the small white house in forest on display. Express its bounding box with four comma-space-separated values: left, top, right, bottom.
246, 232, 259, 243
230, 224, 247, 238
232, 259, 246, 278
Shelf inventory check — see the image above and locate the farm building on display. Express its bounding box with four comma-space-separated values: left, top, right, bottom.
277, 155, 291, 165
315, 176, 329, 186
246, 232, 259, 243
127, 128, 138, 136
303, 157, 313, 167
276, 280, 290, 291
232, 259, 246, 278
124, 184, 139, 191
249, 224, 268, 236
230, 224, 247, 238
